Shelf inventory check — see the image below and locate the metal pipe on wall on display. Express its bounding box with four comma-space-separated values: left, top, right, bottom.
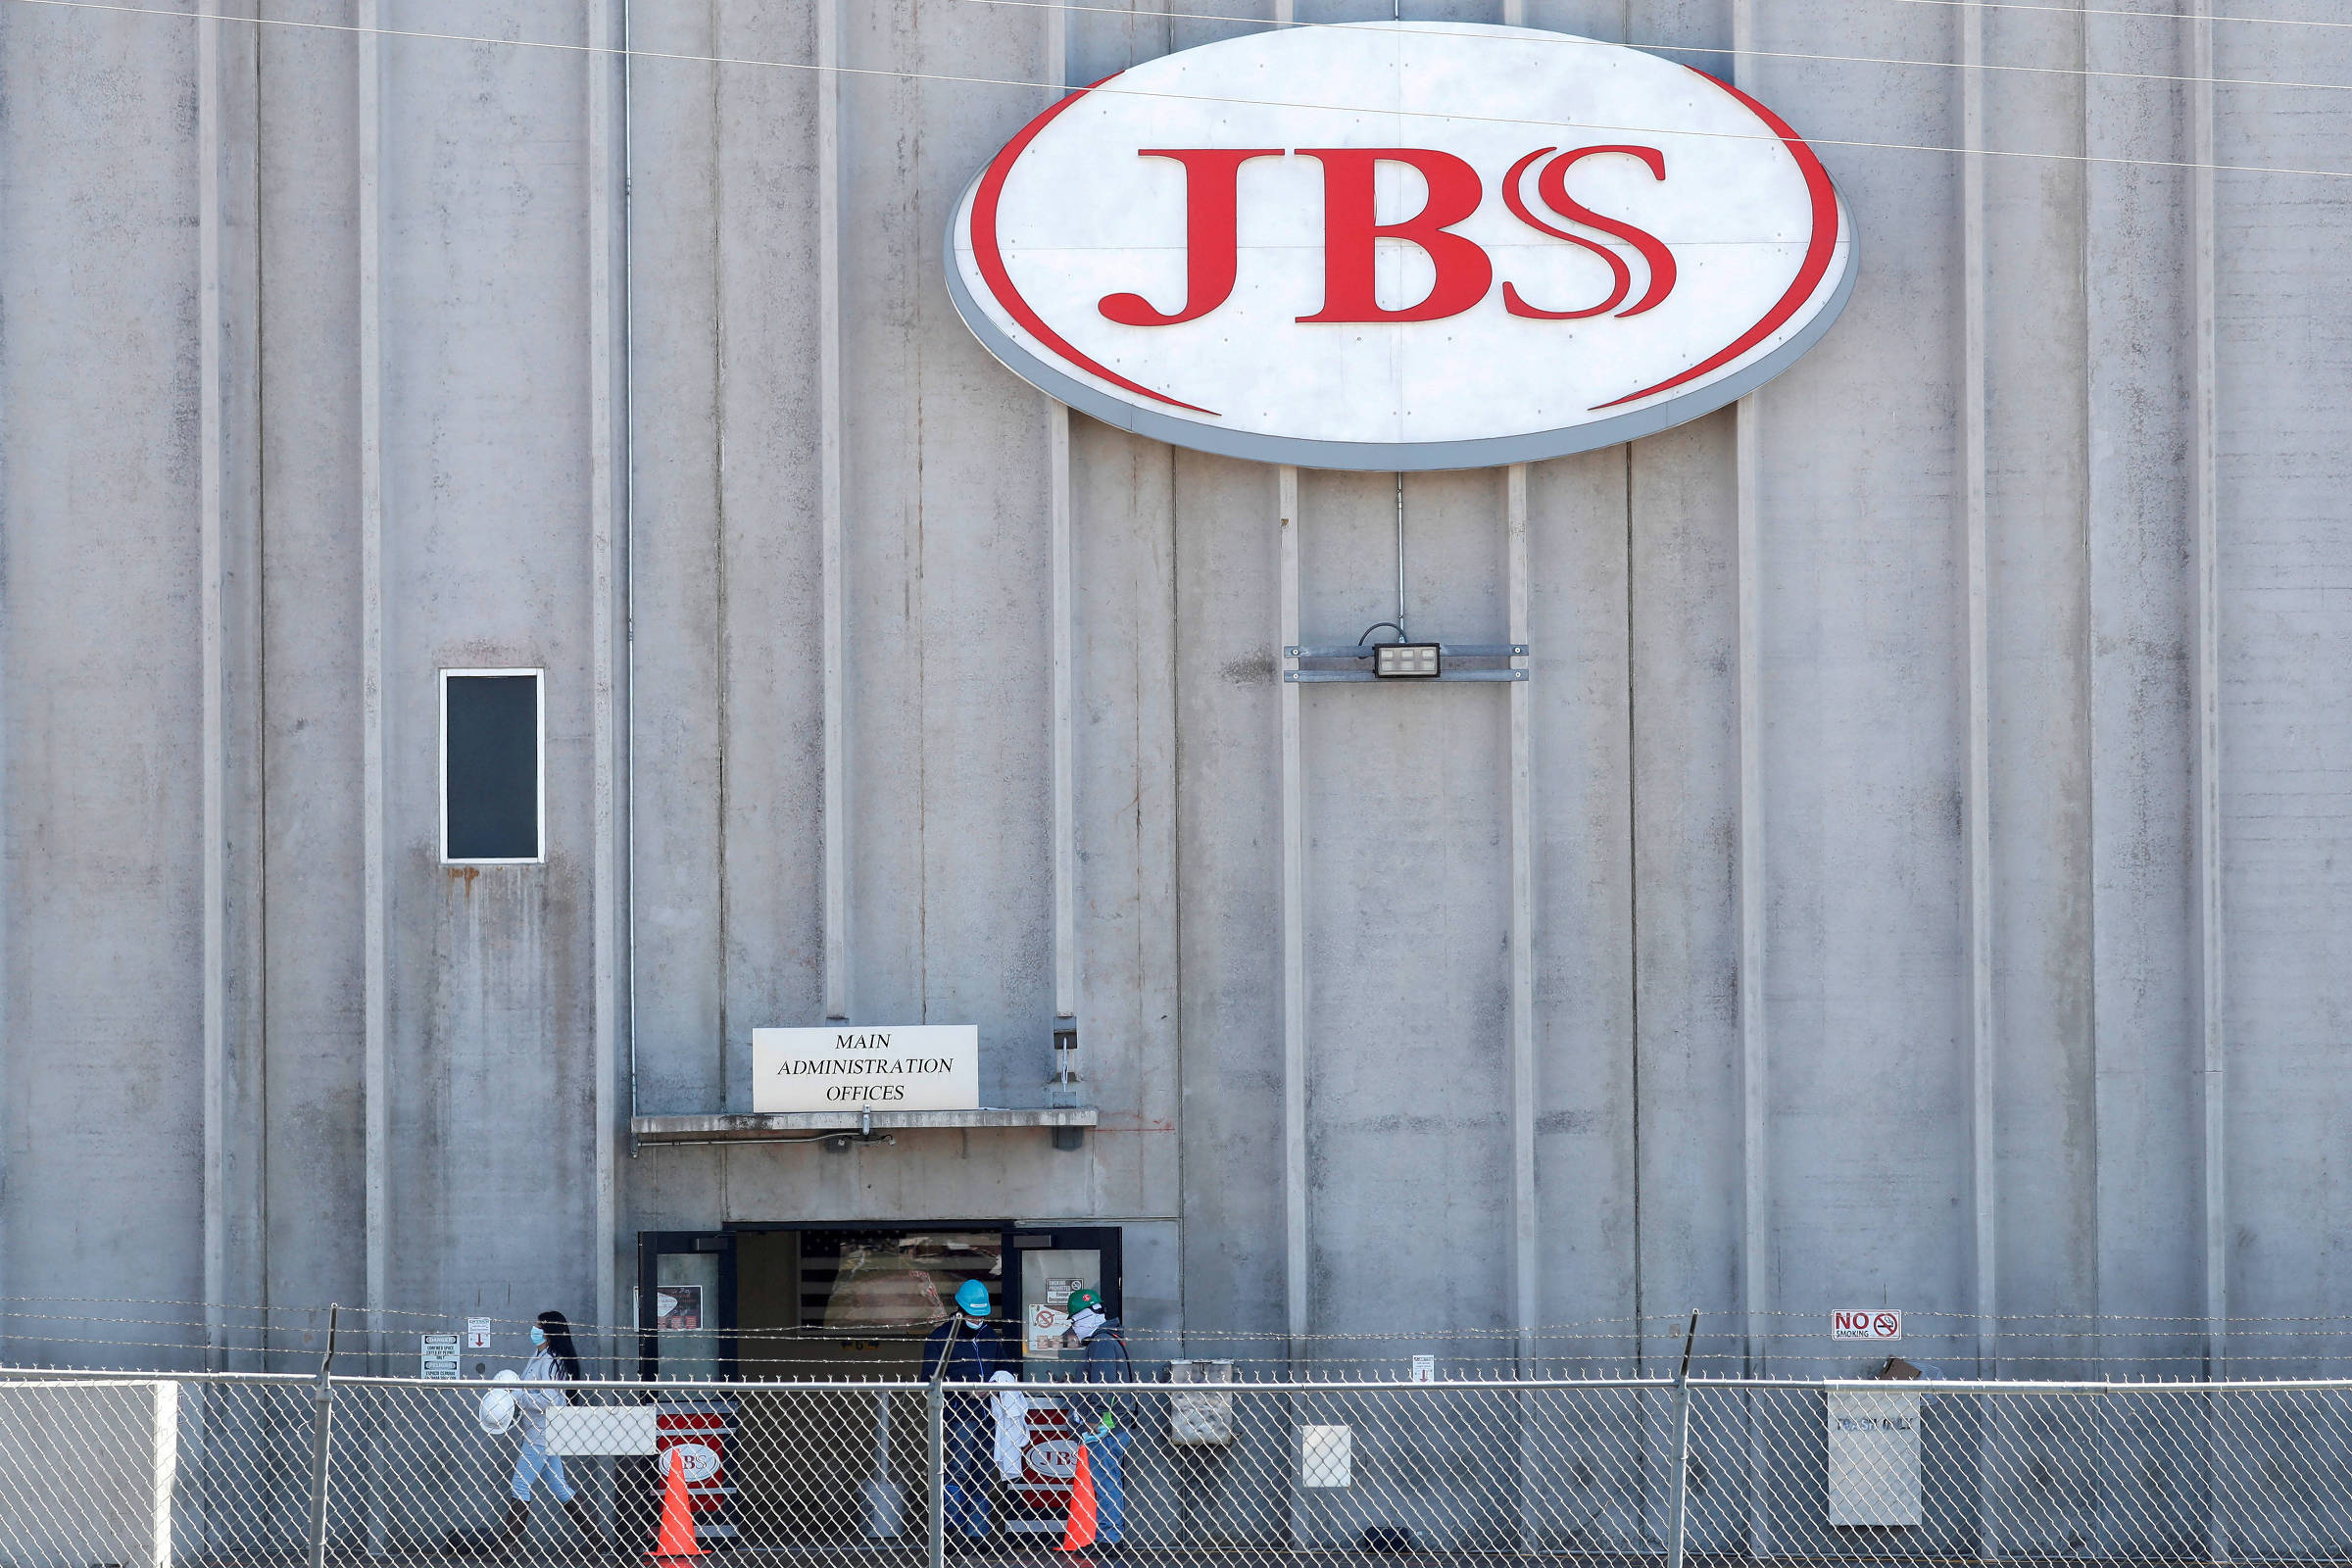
620, 0, 640, 1159
820, 0, 852, 1025
197, 0, 226, 1375
1394, 475, 1406, 638
589, 0, 621, 1371
612, 0, 642, 1363
358, 0, 388, 1374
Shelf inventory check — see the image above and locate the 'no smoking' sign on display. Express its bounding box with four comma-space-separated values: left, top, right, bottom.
1832, 1309, 1903, 1342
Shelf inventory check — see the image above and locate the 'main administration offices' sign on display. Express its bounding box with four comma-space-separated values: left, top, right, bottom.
753, 1025, 980, 1112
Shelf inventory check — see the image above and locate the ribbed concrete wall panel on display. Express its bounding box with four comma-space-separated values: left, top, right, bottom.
0, 0, 2347, 1371
378, 0, 597, 1319
1525, 449, 1640, 1350
0, 5, 212, 1348
258, 2, 368, 1330
2214, 11, 2352, 1335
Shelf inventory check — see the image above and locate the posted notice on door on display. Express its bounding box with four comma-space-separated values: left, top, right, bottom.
753, 1025, 980, 1113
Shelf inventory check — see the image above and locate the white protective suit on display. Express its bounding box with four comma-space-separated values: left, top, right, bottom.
989, 1369, 1029, 1481
514, 1348, 567, 1443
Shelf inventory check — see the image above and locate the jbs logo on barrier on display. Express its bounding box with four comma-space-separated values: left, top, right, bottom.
948, 22, 1854, 471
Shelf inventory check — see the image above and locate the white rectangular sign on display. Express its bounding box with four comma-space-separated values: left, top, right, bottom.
1832, 1309, 1903, 1342
466, 1318, 493, 1351
1827, 1389, 1923, 1526
1298, 1425, 1353, 1489
753, 1025, 979, 1113
546, 1405, 659, 1457
419, 1334, 461, 1380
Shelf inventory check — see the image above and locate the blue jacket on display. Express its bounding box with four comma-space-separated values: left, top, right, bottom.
1067, 1319, 1134, 1427
921, 1318, 1005, 1387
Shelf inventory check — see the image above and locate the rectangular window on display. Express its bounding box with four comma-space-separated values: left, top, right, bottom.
440, 668, 543, 863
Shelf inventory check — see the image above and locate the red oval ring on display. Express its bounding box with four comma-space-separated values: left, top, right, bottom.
1591, 69, 1843, 412
969, 76, 1219, 417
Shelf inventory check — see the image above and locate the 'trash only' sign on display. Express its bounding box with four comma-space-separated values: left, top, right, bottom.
753, 1026, 980, 1112
948, 22, 1855, 470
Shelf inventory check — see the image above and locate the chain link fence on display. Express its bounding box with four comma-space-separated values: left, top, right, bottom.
6, 1362, 2352, 1565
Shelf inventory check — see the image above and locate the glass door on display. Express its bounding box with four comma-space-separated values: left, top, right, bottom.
637, 1230, 739, 1381
1007, 1226, 1123, 1369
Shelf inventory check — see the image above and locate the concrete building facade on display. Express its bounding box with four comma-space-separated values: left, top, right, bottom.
0, 0, 2346, 1380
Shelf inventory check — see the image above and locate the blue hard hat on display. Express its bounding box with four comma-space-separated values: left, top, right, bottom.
955, 1280, 992, 1317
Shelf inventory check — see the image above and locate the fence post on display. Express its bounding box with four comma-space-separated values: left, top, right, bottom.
306, 1304, 341, 1568
1667, 1311, 1697, 1568
926, 1374, 947, 1568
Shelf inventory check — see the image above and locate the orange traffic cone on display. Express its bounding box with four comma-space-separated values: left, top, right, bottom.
650, 1447, 705, 1559
1058, 1441, 1099, 1552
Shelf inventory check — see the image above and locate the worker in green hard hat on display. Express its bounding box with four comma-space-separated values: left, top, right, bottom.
1063, 1289, 1134, 1553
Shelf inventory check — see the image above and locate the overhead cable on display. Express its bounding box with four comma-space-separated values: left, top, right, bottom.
1881, 0, 2352, 36
7, 0, 2352, 182
950, 0, 2352, 36
948, 0, 2352, 93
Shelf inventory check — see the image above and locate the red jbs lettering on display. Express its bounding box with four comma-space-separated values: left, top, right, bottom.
1095, 145, 1676, 326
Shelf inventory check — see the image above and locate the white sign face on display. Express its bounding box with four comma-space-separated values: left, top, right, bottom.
1299, 1424, 1355, 1489
949, 21, 1853, 471
420, 1333, 461, 1380
1832, 1309, 1904, 1342
1025, 1301, 1073, 1356
752, 1025, 980, 1112
466, 1317, 493, 1351
546, 1405, 659, 1457
1826, 1389, 1923, 1526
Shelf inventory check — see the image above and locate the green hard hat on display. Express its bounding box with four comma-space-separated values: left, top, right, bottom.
1066, 1290, 1102, 1316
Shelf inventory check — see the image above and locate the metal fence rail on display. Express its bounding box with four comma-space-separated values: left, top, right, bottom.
6, 1365, 2352, 1566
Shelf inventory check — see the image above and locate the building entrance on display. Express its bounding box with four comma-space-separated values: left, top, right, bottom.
638, 1222, 1124, 1380
632, 1223, 1124, 1547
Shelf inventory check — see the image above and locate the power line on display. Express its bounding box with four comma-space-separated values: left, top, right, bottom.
1880, 0, 2352, 36
953, 0, 2352, 102
973, 0, 2352, 40
7, 0, 2349, 182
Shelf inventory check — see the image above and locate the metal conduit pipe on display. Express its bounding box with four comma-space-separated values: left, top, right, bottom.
620, 0, 641, 1152
1395, 473, 1406, 638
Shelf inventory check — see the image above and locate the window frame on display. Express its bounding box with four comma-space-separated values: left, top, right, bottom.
438, 666, 546, 865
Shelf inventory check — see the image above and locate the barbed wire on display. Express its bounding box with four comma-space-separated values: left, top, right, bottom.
21, 1295, 2352, 1330
12, 1298, 2352, 1362
21, 1298, 2352, 1333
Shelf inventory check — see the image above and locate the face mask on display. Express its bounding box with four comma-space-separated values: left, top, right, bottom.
530, 1327, 546, 1347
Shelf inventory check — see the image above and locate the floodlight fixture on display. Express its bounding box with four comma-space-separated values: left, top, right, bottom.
1373, 642, 1442, 679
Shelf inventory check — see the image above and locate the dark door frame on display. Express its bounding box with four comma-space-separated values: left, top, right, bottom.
635, 1229, 740, 1381
635, 1220, 1127, 1379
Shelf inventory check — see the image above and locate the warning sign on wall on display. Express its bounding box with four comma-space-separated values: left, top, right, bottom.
420, 1334, 461, 1380
1832, 1310, 1903, 1342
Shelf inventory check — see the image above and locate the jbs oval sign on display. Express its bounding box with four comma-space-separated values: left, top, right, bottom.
947, 22, 1854, 470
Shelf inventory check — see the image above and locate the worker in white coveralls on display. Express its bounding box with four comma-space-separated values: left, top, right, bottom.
1062, 1290, 1134, 1554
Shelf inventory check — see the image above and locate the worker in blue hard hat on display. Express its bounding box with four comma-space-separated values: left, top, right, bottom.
1062, 1289, 1135, 1555
921, 1278, 1006, 1548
